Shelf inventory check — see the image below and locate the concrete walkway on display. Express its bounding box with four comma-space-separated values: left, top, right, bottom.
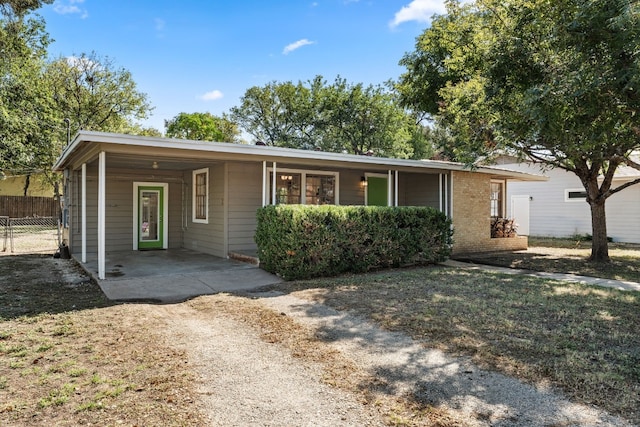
442, 259, 640, 292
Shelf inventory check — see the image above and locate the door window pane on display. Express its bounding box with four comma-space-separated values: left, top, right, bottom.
141, 191, 159, 241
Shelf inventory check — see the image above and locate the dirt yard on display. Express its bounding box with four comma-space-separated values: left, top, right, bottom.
1, 255, 636, 426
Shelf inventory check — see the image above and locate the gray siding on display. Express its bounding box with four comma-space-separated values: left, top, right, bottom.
399, 173, 440, 208
66, 158, 456, 258
69, 163, 184, 254
227, 162, 262, 253
338, 169, 365, 205
183, 164, 226, 257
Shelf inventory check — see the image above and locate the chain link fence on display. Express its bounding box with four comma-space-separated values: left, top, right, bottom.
1, 216, 61, 255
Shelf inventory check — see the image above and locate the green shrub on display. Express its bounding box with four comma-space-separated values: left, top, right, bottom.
255, 205, 453, 280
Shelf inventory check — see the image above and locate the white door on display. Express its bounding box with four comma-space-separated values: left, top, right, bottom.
511, 195, 530, 236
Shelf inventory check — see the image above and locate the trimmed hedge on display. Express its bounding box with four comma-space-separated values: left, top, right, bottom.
255, 205, 453, 280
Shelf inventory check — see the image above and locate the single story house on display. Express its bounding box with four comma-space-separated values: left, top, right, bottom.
497, 157, 640, 243
53, 131, 546, 279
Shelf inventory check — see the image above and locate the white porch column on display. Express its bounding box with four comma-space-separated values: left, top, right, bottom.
449, 172, 453, 219
394, 170, 398, 206
387, 170, 392, 206
443, 173, 449, 216
81, 163, 87, 263
97, 151, 106, 280
262, 161, 267, 207
439, 174, 443, 212
272, 162, 277, 205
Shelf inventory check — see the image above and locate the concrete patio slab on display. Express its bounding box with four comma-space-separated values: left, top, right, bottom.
78, 248, 282, 302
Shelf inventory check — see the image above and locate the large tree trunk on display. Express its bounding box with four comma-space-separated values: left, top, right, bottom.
588, 199, 610, 262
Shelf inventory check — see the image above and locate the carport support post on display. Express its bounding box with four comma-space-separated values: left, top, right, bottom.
98, 151, 106, 280
262, 161, 267, 207
272, 162, 277, 205
81, 163, 86, 263
387, 170, 392, 206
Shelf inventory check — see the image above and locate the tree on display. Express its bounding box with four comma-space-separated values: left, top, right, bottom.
1, 0, 52, 17
46, 52, 152, 136
397, 0, 640, 262
230, 75, 432, 158
0, 9, 56, 194
164, 112, 240, 142
1, 3, 155, 195
230, 77, 324, 148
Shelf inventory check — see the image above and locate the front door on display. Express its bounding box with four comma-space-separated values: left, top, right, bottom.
366, 175, 388, 206
137, 185, 165, 249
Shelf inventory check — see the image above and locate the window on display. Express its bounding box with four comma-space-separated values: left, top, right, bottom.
565, 188, 587, 202
273, 173, 302, 205
268, 168, 338, 205
192, 168, 208, 223
490, 180, 505, 218
306, 175, 335, 205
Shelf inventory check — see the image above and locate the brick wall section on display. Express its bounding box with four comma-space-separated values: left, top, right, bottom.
451, 170, 528, 255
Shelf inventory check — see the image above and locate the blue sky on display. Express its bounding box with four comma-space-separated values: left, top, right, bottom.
37, 0, 446, 133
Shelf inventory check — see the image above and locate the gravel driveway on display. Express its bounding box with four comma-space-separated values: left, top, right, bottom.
150, 303, 385, 426
146, 291, 634, 427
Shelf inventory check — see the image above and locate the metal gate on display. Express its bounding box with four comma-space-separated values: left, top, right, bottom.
1, 216, 61, 255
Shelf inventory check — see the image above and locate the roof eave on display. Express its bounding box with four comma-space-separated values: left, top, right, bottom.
53, 130, 547, 181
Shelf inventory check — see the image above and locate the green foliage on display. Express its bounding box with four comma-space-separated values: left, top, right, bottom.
0, 8, 154, 192
255, 205, 452, 280
396, 0, 640, 261
164, 111, 240, 142
0, 0, 52, 17
0, 13, 55, 180
230, 75, 434, 159
46, 51, 152, 136
1, 0, 154, 194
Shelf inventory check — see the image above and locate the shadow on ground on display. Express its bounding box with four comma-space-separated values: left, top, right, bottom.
0, 254, 116, 320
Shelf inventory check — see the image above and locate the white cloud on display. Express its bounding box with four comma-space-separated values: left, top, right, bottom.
389, 0, 446, 28
155, 18, 165, 32
53, 0, 88, 19
200, 90, 224, 101
282, 39, 315, 55
65, 55, 99, 70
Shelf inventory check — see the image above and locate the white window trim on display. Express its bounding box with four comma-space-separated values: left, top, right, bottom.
490, 179, 506, 218
565, 188, 588, 202
266, 167, 340, 205
192, 168, 209, 224
132, 182, 169, 250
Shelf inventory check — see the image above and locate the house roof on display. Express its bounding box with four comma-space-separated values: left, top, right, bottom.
53, 131, 547, 181
495, 153, 640, 181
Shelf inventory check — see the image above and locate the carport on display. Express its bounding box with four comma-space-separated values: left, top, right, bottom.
81, 248, 281, 302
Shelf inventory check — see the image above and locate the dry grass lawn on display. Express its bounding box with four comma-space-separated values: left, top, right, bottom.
272, 265, 640, 424
0, 256, 206, 427
456, 236, 640, 283
2, 238, 639, 426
